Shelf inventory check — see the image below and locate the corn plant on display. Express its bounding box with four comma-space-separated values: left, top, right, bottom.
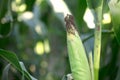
64, 0, 120, 80
64, 0, 103, 78
0, 0, 120, 80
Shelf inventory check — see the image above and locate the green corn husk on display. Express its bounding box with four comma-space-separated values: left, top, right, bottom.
65, 14, 91, 80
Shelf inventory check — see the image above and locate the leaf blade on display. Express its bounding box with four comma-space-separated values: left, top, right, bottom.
0, 49, 37, 80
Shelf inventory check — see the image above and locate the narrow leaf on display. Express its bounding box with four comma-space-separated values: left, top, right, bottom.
0, 49, 37, 80
0, 49, 22, 71
88, 52, 94, 80
19, 62, 37, 80
2, 64, 10, 80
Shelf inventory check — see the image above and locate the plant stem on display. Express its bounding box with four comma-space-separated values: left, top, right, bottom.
94, 2, 103, 80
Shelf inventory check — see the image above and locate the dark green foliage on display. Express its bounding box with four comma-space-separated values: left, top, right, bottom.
0, 0, 120, 80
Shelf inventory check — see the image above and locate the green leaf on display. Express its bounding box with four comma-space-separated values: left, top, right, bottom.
108, 0, 120, 45
0, 49, 37, 80
65, 14, 91, 80
19, 62, 37, 80
88, 52, 94, 80
0, 49, 22, 71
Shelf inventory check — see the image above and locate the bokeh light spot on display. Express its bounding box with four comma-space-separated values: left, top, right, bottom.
40, 60, 48, 68
19, 4, 26, 12
34, 41, 44, 55
102, 13, 111, 24
84, 8, 95, 29
44, 39, 50, 53
29, 64, 36, 73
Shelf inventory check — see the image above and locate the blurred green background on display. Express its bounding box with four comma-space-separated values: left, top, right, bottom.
0, 0, 120, 80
